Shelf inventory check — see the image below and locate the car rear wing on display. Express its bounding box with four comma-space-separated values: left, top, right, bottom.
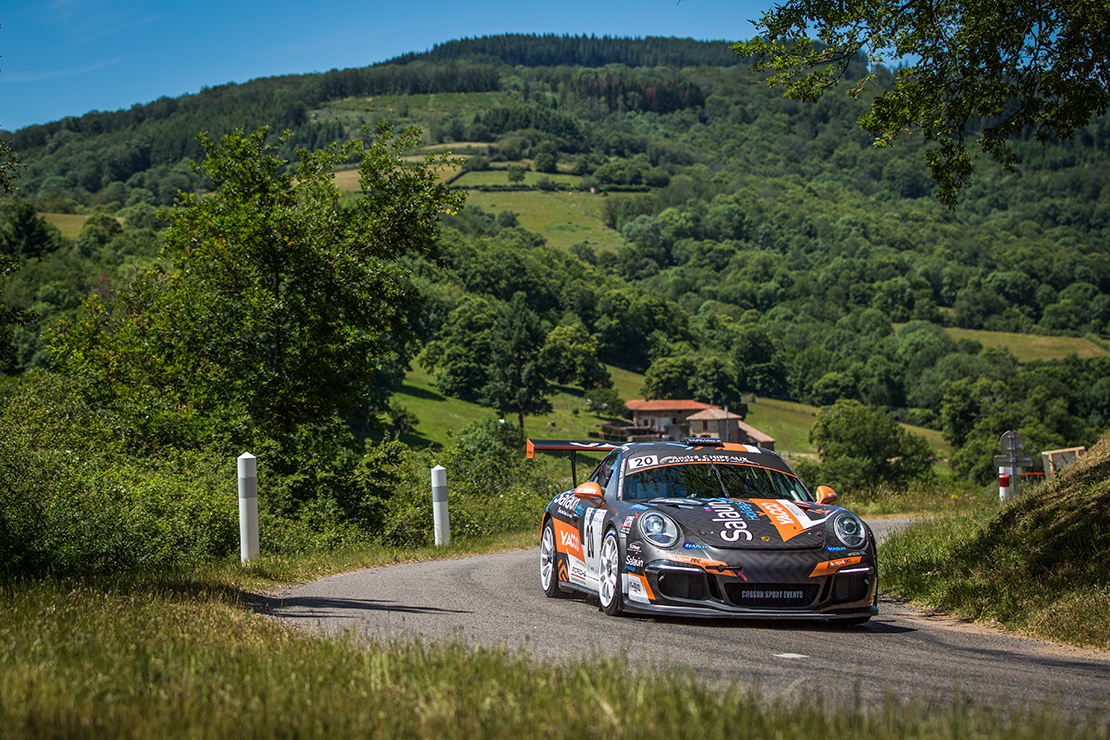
526, 439, 620, 487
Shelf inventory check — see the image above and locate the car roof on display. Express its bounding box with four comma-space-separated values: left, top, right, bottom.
617, 440, 797, 477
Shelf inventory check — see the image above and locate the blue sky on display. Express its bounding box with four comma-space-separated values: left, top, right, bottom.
1, 0, 773, 132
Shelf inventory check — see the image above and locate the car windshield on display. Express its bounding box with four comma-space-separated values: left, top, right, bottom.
623, 462, 812, 502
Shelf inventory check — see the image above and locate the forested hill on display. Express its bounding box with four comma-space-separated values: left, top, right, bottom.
2, 33, 1109, 488
381, 33, 742, 68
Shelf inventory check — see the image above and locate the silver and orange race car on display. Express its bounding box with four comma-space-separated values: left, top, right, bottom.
528, 437, 877, 623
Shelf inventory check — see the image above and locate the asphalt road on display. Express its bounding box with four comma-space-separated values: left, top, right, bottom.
260, 518, 1110, 717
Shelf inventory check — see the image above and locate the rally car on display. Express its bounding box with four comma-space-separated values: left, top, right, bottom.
528, 438, 877, 622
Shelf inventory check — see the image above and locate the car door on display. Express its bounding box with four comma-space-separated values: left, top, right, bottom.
578, 450, 620, 591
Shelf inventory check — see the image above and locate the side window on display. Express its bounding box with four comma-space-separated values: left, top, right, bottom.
590, 451, 620, 487
604, 454, 622, 500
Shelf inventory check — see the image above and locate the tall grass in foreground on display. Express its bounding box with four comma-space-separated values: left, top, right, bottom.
1, 578, 1105, 740
881, 432, 1110, 649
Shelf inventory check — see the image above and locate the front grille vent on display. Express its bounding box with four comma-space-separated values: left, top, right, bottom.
656, 570, 709, 600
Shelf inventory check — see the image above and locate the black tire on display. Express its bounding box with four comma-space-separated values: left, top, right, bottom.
540, 518, 565, 598
598, 528, 624, 616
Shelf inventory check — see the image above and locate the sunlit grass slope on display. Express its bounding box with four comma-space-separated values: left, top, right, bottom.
892, 324, 1108, 362
881, 430, 1110, 649
463, 189, 623, 250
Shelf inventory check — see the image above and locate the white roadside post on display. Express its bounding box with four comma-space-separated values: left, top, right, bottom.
431, 464, 450, 547
238, 452, 259, 562
994, 431, 1031, 505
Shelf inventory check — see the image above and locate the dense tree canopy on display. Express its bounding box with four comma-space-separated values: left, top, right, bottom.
737, 0, 1110, 205
50, 123, 463, 449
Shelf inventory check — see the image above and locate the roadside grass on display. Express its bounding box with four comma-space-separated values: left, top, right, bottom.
881, 431, 1110, 649
2, 573, 1102, 740
839, 478, 992, 517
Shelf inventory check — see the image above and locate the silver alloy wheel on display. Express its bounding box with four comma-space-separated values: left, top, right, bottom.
540, 522, 556, 592
598, 531, 620, 611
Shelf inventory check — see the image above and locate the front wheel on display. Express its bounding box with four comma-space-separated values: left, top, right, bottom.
540, 518, 565, 598
598, 529, 624, 616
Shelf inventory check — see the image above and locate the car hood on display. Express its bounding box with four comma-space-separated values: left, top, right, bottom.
642, 497, 837, 550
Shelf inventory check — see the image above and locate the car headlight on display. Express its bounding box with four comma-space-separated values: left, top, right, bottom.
833, 513, 868, 549
638, 511, 680, 548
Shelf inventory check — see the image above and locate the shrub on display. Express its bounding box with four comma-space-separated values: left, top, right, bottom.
0, 372, 238, 576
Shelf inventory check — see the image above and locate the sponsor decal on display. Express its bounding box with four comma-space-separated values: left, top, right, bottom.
557, 560, 569, 584
554, 519, 583, 560
625, 554, 644, 570
553, 491, 582, 518
732, 500, 762, 521
628, 455, 658, 470
705, 499, 754, 542
629, 504, 648, 511
761, 536, 770, 542
570, 563, 588, 584
619, 514, 637, 534
683, 542, 708, 549
744, 589, 805, 600
553, 492, 579, 510
669, 554, 730, 569
584, 509, 606, 574
809, 556, 864, 578
627, 575, 650, 603
750, 499, 834, 542
627, 541, 642, 553
825, 545, 847, 552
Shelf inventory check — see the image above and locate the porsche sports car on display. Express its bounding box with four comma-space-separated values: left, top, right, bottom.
528, 438, 877, 622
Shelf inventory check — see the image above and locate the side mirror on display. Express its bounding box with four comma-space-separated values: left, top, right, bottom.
574, 481, 605, 507
815, 485, 838, 505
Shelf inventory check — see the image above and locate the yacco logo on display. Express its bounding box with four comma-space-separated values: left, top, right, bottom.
705, 500, 753, 542
752, 499, 834, 541
554, 519, 583, 559
683, 542, 708, 549
753, 499, 804, 541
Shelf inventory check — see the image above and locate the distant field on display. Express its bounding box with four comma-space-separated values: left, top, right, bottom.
895, 325, 1108, 362
463, 190, 623, 250
453, 169, 582, 188
394, 364, 622, 449
331, 155, 462, 189
743, 398, 817, 459
326, 92, 514, 118
40, 212, 88, 239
